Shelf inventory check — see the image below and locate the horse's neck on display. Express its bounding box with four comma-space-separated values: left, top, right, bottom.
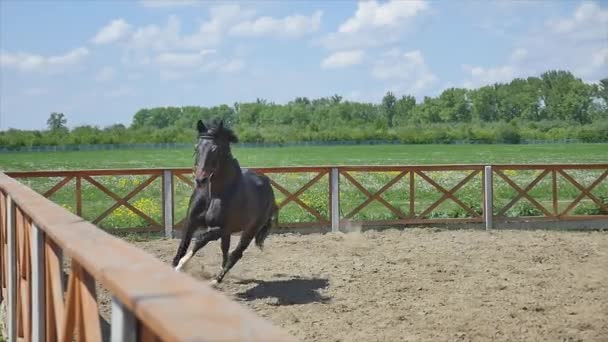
211, 156, 241, 196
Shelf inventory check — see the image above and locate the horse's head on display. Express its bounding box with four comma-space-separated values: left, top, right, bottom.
193, 119, 238, 187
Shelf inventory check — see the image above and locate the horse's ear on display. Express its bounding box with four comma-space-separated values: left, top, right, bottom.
197, 120, 206, 134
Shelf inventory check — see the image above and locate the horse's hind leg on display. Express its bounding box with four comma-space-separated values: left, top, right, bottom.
220, 233, 231, 268
175, 227, 222, 271
214, 230, 255, 284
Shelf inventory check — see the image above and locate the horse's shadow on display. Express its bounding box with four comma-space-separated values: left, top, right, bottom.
235, 276, 330, 306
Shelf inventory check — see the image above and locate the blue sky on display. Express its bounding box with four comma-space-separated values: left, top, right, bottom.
1, 0, 606, 130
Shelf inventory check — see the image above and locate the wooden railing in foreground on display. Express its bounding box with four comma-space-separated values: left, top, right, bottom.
6, 163, 608, 236
0, 173, 296, 342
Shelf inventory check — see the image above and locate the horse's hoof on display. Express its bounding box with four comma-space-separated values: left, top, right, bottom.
210, 279, 219, 288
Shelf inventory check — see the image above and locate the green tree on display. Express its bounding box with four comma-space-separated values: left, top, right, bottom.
540, 70, 593, 123
382, 91, 397, 127
47, 112, 67, 131
438, 88, 471, 122
393, 95, 416, 126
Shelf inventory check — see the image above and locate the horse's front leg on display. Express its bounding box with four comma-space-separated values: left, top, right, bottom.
172, 190, 207, 268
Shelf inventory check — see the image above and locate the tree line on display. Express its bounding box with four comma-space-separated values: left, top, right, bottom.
1, 70, 607, 149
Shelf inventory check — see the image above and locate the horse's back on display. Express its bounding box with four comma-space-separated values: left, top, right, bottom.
241, 168, 272, 189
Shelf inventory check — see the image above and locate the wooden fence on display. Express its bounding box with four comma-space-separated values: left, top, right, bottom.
6, 163, 607, 236
0, 173, 296, 341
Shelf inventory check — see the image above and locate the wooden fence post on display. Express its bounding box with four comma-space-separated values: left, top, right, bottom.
30, 223, 45, 342
331, 167, 340, 232
484, 166, 493, 230
111, 296, 137, 342
163, 170, 174, 238
6, 196, 16, 342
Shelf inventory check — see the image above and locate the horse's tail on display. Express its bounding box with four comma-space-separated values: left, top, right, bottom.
255, 202, 278, 250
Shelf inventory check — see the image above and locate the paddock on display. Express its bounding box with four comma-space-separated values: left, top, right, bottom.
123, 227, 608, 342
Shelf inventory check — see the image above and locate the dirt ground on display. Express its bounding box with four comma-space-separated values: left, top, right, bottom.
125, 228, 608, 342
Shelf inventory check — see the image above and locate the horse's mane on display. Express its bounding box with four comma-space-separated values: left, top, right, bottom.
201, 120, 239, 144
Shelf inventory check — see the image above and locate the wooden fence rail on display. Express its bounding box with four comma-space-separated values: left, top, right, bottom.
6, 163, 608, 237
0, 173, 296, 342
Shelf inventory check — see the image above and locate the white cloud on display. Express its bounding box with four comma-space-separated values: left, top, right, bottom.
0, 47, 89, 72
105, 85, 136, 98
319, 0, 429, 50
155, 49, 216, 68
339, 0, 428, 34
218, 59, 245, 73
139, 0, 196, 8
547, 2, 608, 41
92, 19, 131, 45
129, 6, 254, 51
461, 65, 519, 88
591, 47, 608, 68
94, 66, 117, 82
230, 10, 322, 38
371, 49, 438, 95
461, 2, 608, 88
509, 48, 528, 62
200, 59, 245, 74
130, 15, 182, 50
321, 50, 364, 69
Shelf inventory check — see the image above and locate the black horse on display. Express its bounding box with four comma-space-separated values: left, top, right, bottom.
172, 120, 278, 284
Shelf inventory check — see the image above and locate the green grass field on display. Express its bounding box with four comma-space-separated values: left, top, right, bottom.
1, 143, 606, 229
1, 143, 607, 171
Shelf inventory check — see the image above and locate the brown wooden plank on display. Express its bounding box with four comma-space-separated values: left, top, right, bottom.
0, 191, 5, 293
77, 265, 102, 342
559, 169, 608, 215
43, 176, 74, 198
139, 324, 159, 342
416, 170, 482, 218
46, 238, 65, 338
83, 176, 161, 228
495, 169, 553, 217
175, 173, 194, 187
76, 176, 82, 216
60, 268, 78, 342
552, 170, 558, 216
409, 171, 415, 218
88, 175, 159, 225
45, 257, 57, 342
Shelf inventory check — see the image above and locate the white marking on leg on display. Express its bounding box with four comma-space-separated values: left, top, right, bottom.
174, 250, 194, 271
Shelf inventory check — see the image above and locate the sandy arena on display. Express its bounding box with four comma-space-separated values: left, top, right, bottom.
127, 228, 608, 342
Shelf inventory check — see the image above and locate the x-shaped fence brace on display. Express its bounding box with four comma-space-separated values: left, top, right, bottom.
40, 175, 162, 229
494, 168, 608, 218
263, 171, 330, 224
558, 169, 608, 216
340, 170, 408, 219
340, 169, 483, 220
495, 169, 553, 217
